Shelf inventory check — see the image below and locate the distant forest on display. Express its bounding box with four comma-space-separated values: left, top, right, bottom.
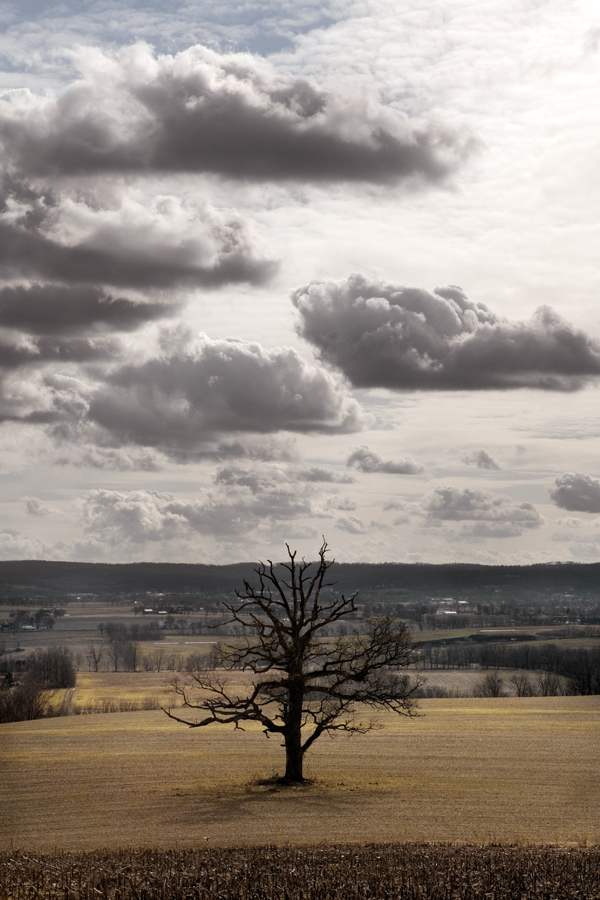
0, 559, 599, 602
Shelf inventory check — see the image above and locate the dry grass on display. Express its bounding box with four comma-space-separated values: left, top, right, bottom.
1, 696, 599, 851
67, 672, 177, 711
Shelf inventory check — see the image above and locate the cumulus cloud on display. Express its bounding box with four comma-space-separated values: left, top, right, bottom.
296, 466, 353, 484
0, 43, 466, 184
550, 473, 600, 513
214, 464, 290, 494
347, 445, 424, 474
421, 486, 543, 536
24, 496, 62, 517
293, 273, 600, 391
79, 481, 322, 547
0, 333, 123, 370
0, 529, 54, 560
336, 515, 367, 534
54, 446, 164, 472
328, 497, 356, 511
0, 184, 276, 290
61, 335, 364, 456
461, 448, 500, 470
0, 284, 172, 336
554, 516, 584, 528
215, 462, 352, 491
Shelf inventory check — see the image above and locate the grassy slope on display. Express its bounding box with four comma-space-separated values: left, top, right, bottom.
1, 696, 599, 851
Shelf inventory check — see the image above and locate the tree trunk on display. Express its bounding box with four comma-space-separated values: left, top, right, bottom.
283, 684, 304, 783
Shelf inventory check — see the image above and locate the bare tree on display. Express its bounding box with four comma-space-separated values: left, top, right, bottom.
123, 641, 141, 672
164, 541, 420, 784
107, 641, 122, 673
474, 670, 505, 698
510, 672, 536, 697
151, 647, 165, 673
86, 644, 105, 672
536, 671, 563, 696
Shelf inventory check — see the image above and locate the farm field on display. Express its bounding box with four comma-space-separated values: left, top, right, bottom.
2, 844, 600, 900
1, 696, 598, 851
61, 668, 545, 709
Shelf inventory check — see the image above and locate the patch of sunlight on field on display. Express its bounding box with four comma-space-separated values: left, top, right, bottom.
71, 672, 176, 709
1, 696, 599, 852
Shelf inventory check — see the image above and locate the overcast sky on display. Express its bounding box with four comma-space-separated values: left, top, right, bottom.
0, 0, 599, 565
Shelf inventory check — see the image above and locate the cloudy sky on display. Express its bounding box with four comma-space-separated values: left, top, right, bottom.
0, 0, 599, 565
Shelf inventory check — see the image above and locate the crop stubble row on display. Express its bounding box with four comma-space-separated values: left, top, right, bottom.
1, 844, 599, 899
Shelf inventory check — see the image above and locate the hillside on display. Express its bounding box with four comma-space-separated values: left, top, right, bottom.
0, 559, 599, 600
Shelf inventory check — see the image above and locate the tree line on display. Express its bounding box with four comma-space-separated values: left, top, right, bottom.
416, 640, 600, 694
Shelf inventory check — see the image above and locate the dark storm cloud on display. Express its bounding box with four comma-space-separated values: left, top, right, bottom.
347, 445, 424, 475
0, 183, 276, 290
0, 44, 467, 184
421, 486, 543, 533
0, 334, 122, 369
550, 473, 600, 513
0, 284, 172, 335
80, 335, 363, 455
292, 274, 600, 391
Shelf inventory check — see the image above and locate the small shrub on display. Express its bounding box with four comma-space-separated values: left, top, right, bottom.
473, 670, 505, 698
0, 679, 51, 723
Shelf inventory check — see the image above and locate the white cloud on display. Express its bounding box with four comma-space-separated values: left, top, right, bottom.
420, 486, 543, 536
78, 473, 339, 550
24, 496, 63, 517
0, 528, 53, 559
347, 444, 424, 474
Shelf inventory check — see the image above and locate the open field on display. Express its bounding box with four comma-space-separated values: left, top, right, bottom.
60, 668, 550, 709
1, 696, 598, 851
413, 625, 600, 643
3, 606, 599, 658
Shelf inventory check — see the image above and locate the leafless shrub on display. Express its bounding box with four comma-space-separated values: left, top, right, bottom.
536, 671, 568, 696
510, 673, 537, 697
0, 680, 52, 723
414, 684, 464, 699
473, 670, 505, 697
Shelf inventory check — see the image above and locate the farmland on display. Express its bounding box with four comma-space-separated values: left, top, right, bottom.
2, 844, 600, 899
2, 580, 600, 897
2, 696, 599, 852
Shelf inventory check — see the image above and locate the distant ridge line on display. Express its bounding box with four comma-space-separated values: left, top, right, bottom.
0, 559, 598, 597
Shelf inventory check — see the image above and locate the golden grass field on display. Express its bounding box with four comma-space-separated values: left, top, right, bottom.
68, 671, 177, 710
64, 667, 567, 707
1, 685, 599, 852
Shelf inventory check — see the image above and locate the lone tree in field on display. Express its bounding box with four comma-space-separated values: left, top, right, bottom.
164, 541, 420, 783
